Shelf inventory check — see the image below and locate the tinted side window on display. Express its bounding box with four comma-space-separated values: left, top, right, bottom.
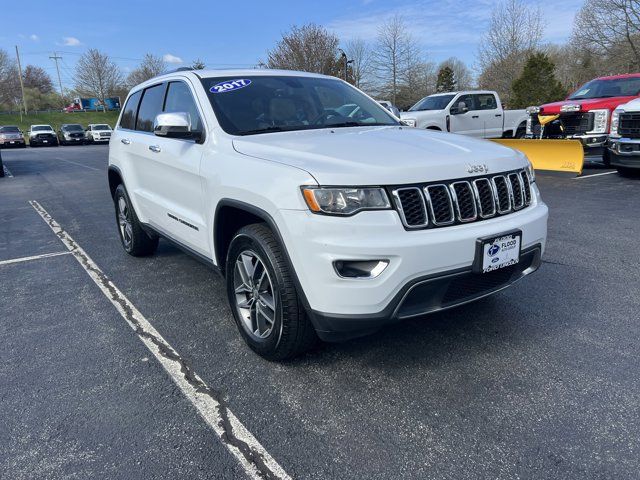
474, 94, 497, 110
119, 90, 142, 130
164, 82, 203, 132
136, 84, 166, 132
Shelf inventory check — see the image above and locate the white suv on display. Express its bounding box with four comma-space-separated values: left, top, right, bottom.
85, 124, 113, 143
108, 69, 548, 360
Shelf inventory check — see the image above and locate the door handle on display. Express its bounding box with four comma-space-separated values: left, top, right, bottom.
495, 114, 502, 117
120, 138, 131, 145
472, 115, 479, 119
149, 145, 161, 153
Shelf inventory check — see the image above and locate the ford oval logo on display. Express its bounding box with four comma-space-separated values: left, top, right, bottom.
210, 79, 252, 94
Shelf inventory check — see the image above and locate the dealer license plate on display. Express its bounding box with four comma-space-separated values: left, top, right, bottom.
478, 232, 521, 273
43, 140, 48, 143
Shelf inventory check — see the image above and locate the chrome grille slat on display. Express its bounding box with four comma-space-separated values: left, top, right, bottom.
508, 172, 525, 210
450, 181, 477, 222
424, 184, 455, 226
472, 178, 497, 218
393, 169, 531, 230
392, 187, 428, 228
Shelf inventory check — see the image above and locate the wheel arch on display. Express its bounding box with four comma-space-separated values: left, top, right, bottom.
426, 125, 442, 131
213, 199, 312, 310
108, 165, 124, 199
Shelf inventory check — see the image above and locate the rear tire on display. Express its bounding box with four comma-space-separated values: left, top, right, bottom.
113, 184, 158, 256
602, 149, 611, 167
225, 223, 317, 360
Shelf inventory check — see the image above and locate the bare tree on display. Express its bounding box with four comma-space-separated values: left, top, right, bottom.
344, 38, 372, 90
0, 49, 20, 109
191, 59, 206, 70
438, 57, 473, 90
127, 54, 166, 87
545, 43, 605, 92
267, 24, 341, 76
23, 65, 54, 93
572, 0, 640, 71
372, 15, 414, 104
477, 0, 544, 103
74, 49, 124, 102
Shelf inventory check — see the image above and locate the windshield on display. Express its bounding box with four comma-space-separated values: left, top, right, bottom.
201, 75, 398, 135
569, 77, 640, 100
409, 94, 455, 111
63, 124, 84, 131
32, 126, 53, 131
0, 126, 20, 133
92, 124, 111, 130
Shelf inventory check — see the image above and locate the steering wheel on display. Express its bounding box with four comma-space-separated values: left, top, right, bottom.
312, 110, 348, 126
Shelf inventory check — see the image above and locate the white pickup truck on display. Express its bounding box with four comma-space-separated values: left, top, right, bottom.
400, 91, 529, 139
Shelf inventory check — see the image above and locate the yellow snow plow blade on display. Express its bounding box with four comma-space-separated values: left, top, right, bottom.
491, 139, 584, 175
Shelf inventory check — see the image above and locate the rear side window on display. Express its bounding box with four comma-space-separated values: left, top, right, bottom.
136, 84, 166, 132
164, 81, 203, 132
119, 90, 142, 130
474, 94, 497, 110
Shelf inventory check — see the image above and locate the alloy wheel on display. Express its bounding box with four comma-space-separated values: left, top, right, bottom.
117, 196, 133, 249
233, 250, 277, 339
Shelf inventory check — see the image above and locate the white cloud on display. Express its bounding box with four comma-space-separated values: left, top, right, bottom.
62, 36, 81, 46
29, 34, 39, 41
163, 53, 183, 64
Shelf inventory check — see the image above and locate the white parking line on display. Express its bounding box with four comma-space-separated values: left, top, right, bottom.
29, 200, 291, 480
3, 165, 13, 177
54, 157, 102, 172
574, 171, 617, 180
0, 251, 71, 266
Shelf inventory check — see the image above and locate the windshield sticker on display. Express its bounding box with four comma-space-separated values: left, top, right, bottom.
210, 79, 251, 94
574, 88, 590, 96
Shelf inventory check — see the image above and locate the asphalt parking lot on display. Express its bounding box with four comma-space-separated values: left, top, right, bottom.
1, 145, 639, 480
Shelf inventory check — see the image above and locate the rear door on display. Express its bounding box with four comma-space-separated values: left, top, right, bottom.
472, 93, 503, 138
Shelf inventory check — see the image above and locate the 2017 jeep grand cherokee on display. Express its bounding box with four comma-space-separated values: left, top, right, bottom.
108, 69, 548, 360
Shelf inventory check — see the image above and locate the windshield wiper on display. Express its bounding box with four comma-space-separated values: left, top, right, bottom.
241, 126, 306, 135
326, 122, 392, 128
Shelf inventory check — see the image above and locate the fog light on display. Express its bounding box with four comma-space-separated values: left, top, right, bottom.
333, 260, 389, 279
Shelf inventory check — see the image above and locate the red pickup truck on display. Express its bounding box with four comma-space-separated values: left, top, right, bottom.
526, 73, 640, 164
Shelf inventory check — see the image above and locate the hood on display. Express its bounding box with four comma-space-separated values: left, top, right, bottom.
540, 96, 636, 114
617, 98, 640, 112
232, 126, 527, 185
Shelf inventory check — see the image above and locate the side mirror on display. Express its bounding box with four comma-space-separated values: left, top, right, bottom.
451, 101, 468, 115
154, 112, 196, 139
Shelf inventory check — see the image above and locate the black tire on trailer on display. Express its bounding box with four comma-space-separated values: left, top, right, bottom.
225, 223, 318, 360
113, 184, 159, 256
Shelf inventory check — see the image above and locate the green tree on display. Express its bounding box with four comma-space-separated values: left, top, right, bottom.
436, 66, 456, 92
511, 52, 567, 109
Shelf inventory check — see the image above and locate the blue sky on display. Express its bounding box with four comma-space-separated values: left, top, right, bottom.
0, 0, 585, 91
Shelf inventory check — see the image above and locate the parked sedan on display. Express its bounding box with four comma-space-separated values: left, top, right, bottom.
85, 124, 113, 143
57, 124, 86, 145
28, 125, 59, 147
0, 126, 26, 148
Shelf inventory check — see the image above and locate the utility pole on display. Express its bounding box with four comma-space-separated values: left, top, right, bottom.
49, 52, 65, 108
15, 45, 27, 114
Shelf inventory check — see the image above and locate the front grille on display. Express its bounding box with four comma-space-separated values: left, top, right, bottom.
560, 112, 594, 135
392, 169, 532, 230
619, 113, 640, 138
36, 133, 54, 139
100, 132, 111, 137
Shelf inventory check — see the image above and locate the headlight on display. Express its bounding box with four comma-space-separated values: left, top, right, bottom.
589, 109, 609, 134
525, 159, 535, 183
64, 133, 71, 139
526, 106, 540, 114
301, 187, 391, 215
402, 119, 416, 127
611, 109, 621, 135
526, 117, 533, 135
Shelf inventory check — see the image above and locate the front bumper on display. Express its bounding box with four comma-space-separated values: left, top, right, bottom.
608, 138, 640, 168
278, 187, 548, 340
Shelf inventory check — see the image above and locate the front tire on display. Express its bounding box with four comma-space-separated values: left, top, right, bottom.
113, 184, 158, 256
617, 167, 640, 178
225, 224, 317, 360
